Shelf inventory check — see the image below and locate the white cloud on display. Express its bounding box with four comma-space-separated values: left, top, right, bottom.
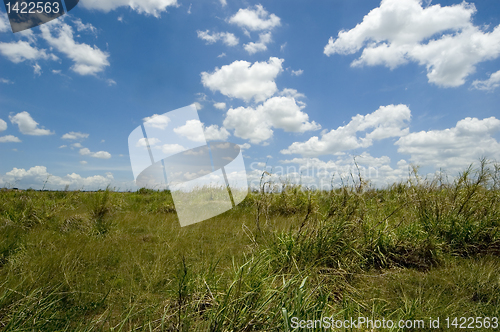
291, 69, 303, 76
224, 96, 320, 144
79, 148, 112, 159
136, 137, 161, 147
143, 114, 171, 129
9, 112, 54, 136
173, 119, 205, 142
277, 153, 410, 188
73, 18, 97, 33
40, 21, 110, 76
72, 143, 83, 148
228, 4, 281, 31
244, 32, 272, 54
62, 132, 89, 140
471, 70, 500, 91
204, 124, 230, 141
396, 116, 500, 171
281, 104, 411, 156
0, 78, 13, 84
217, 53, 226, 58
197, 30, 239, 46
0, 12, 9, 32
107, 79, 117, 86
220, 0, 227, 7
324, 0, 500, 87
33, 63, 42, 76
279, 88, 305, 99
0, 135, 22, 143
193, 102, 203, 110
0, 40, 56, 63
0, 166, 114, 190
240, 143, 251, 150
80, 161, 88, 165
161, 143, 185, 155
79, 0, 178, 17
0, 119, 6, 132
214, 102, 226, 110
59, 145, 67, 148
201, 57, 284, 103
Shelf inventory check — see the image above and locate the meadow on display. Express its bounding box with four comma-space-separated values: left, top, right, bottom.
1, 160, 500, 331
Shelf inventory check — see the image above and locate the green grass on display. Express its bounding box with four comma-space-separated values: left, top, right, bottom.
0, 160, 499, 331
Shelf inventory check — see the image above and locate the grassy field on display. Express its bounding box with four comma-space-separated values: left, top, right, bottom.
1, 161, 500, 331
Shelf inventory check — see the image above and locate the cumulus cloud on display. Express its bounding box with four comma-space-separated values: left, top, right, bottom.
281, 104, 411, 156
0, 166, 114, 190
324, 0, 500, 87
471, 70, 500, 91
40, 21, 110, 76
79, 0, 178, 17
197, 30, 239, 46
276, 153, 410, 188
0, 40, 57, 63
62, 132, 89, 140
224, 96, 320, 144
201, 57, 284, 103
291, 69, 304, 76
244, 32, 272, 54
0, 119, 6, 132
214, 102, 226, 110
0, 135, 22, 143
228, 4, 280, 31
143, 114, 171, 129
396, 116, 500, 171
173, 119, 206, 142
79, 148, 112, 159
9, 112, 54, 136
204, 124, 230, 141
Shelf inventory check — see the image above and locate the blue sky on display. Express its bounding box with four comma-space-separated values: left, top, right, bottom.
1, 0, 499, 190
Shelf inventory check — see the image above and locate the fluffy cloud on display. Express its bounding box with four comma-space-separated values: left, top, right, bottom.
223, 96, 320, 144
173, 120, 206, 143
471, 70, 500, 91
143, 114, 171, 129
396, 116, 500, 171
275, 153, 410, 188
204, 124, 230, 141
324, 0, 500, 87
0, 166, 114, 190
197, 30, 239, 46
0, 41, 56, 63
201, 57, 284, 102
62, 132, 90, 140
0, 135, 21, 143
9, 112, 54, 136
244, 32, 272, 54
228, 4, 280, 31
80, 0, 178, 17
213, 102, 226, 110
281, 104, 411, 156
291, 69, 304, 76
0, 119, 6, 132
40, 21, 109, 76
79, 148, 112, 159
